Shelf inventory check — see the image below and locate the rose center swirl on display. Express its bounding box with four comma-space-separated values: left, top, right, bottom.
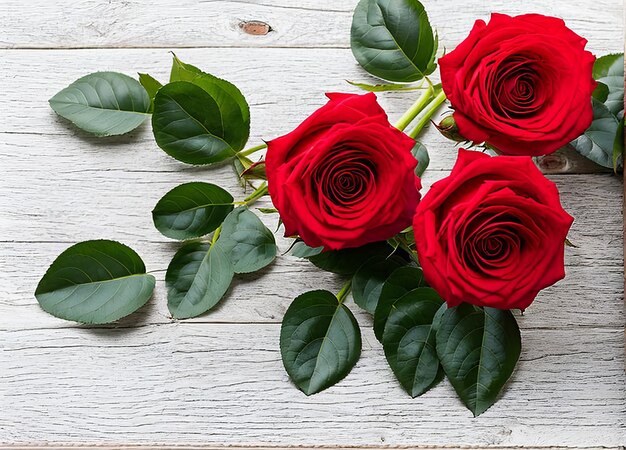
491, 55, 544, 119
458, 212, 523, 273
313, 148, 376, 206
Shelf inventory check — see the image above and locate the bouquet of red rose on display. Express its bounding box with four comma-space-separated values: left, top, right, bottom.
37, 0, 623, 416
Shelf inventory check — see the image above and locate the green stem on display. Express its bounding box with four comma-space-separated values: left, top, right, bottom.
395, 234, 419, 265
211, 225, 222, 245
407, 90, 447, 139
424, 76, 435, 91
394, 86, 434, 131
408, 249, 419, 265
242, 181, 269, 206
336, 280, 353, 304
237, 143, 268, 157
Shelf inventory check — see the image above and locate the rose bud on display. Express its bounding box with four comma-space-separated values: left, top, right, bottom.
436, 115, 464, 142
413, 149, 574, 310
439, 13, 596, 156
265, 92, 421, 251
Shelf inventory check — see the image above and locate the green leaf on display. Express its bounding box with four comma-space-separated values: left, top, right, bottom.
573, 54, 624, 170
351, 255, 407, 313
402, 228, 416, 246
308, 241, 396, 275
347, 80, 426, 92
138, 72, 163, 111
233, 154, 253, 188
241, 160, 267, 180
166, 241, 234, 319
593, 53, 624, 116
49, 72, 150, 136
592, 81, 609, 103
374, 266, 426, 341
170, 54, 250, 151
257, 207, 279, 214
382, 289, 445, 397
217, 206, 277, 273
436, 304, 521, 417
280, 290, 361, 395
169, 54, 201, 82
35, 240, 155, 324
290, 240, 324, 258
613, 115, 624, 171
152, 81, 237, 165
593, 53, 623, 79
412, 141, 430, 177
350, 0, 437, 82
152, 182, 234, 240
571, 98, 621, 168
234, 153, 253, 172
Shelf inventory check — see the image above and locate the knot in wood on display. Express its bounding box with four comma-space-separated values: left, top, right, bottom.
240, 20, 272, 35
536, 153, 568, 173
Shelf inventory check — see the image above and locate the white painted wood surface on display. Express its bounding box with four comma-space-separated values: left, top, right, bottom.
0, 0, 624, 448
0, 0, 620, 52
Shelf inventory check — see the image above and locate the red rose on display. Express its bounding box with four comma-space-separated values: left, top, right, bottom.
413, 149, 573, 310
440, 13, 596, 156
265, 93, 421, 250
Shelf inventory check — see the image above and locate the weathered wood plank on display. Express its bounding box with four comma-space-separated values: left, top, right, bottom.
0, 48, 448, 143
1, 324, 624, 447
0, 167, 623, 328
0, 0, 621, 54
0, 2, 623, 447
0, 448, 619, 450
1, 239, 623, 331
0, 130, 621, 255
0, 47, 613, 174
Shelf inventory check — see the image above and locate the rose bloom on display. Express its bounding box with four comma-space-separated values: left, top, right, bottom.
413, 149, 573, 310
440, 13, 596, 156
265, 92, 421, 250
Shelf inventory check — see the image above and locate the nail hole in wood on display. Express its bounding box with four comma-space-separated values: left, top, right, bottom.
240, 20, 272, 35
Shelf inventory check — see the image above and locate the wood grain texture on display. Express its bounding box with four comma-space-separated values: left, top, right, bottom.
0, 48, 612, 174
0, 0, 624, 447
0, 448, 619, 450
0, 0, 621, 53
1, 325, 625, 447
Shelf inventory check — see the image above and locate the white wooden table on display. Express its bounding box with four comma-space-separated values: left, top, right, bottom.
1, 1, 624, 448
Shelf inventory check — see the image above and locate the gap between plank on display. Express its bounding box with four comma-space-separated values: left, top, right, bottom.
0, 45, 351, 50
